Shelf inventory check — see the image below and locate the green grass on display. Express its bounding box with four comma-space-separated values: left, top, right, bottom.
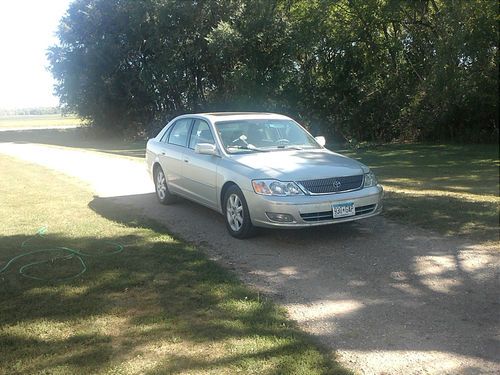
0, 155, 348, 375
341, 143, 499, 242
0, 114, 84, 129
0, 127, 146, 159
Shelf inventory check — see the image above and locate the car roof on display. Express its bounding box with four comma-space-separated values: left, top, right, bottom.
184, 112, 292, 122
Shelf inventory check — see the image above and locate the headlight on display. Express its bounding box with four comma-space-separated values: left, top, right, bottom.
363, 171, 378, 187
252, 179, 304, 196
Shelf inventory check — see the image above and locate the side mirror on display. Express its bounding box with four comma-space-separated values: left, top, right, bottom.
315, 136, 326, 147
195, 143, 218, 156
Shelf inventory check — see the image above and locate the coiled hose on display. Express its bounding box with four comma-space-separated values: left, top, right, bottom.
0, 227, 123, 282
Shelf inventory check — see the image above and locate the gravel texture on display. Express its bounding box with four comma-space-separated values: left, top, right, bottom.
1, 142, 498, 375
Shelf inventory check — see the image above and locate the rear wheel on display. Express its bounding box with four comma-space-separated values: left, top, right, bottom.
154, 166, 176, 205
224, 185, 255, 239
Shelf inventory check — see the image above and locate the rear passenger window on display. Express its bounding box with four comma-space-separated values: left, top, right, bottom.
168, 119, 191, 147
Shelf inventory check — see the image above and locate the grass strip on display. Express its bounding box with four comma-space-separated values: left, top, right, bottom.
0, 114, 84, 128
343, 143, 499, 241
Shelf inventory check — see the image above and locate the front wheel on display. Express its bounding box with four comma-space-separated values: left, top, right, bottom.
154, 166, 176, 205
224, 185, 255, 239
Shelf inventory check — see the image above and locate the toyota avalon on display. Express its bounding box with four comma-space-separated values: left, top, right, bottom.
146, 112, 383, 238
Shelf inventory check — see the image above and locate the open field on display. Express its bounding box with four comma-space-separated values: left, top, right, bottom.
0, 128, 146, 158
0, 154, 347, 375
343, 144, 499, 241
0, 114, 84, 129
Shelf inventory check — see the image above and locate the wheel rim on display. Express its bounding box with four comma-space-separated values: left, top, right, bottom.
156, 170, 167, 200
226, 193, 244, 232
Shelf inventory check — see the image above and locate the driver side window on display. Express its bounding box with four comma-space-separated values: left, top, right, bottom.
189, 120, 215, 149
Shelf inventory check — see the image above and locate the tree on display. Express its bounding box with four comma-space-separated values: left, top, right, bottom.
49, 0, 498, 143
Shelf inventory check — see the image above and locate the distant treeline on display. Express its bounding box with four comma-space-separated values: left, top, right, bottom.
49, 0, 498, 143
0, 107, 61, 116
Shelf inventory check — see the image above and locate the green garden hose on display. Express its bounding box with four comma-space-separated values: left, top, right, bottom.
0, 227, 123, 282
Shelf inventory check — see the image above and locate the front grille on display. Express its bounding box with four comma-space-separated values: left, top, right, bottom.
300, 204, 376, 222
298, 175, 363, 194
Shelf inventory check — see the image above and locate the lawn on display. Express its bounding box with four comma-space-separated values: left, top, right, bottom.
0, 127, 146, 159
342, 143, 499, 242
0, 114, 84, 129
0, 155, 348, 375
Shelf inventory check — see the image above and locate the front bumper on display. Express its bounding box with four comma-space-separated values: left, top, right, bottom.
244, 185, 384, 228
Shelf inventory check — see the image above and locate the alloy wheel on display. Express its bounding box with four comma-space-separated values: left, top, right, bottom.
156, 169, 167, 200
226, 193, 244, 231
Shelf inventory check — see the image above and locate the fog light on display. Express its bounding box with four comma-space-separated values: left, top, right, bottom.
266, 212, 295, 223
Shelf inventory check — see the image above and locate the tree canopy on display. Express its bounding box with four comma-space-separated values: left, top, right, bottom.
49, 0, 498, 143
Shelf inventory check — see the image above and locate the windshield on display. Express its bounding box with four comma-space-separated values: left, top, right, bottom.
214, 119, 320, 153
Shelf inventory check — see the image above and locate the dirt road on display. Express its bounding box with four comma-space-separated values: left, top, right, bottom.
1, 141, 498, 375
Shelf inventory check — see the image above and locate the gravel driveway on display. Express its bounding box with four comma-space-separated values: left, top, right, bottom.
1, 141, 498, 375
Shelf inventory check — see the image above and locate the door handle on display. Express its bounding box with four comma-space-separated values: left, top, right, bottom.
161, 152, 166, 155
183, 159, 189, 163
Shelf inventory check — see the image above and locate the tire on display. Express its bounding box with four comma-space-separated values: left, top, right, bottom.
223, 185, 255, 239
154, 166, 176, 205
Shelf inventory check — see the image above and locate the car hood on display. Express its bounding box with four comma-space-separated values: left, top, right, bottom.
230, 149, 368, 181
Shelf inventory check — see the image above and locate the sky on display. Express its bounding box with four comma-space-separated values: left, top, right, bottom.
0, 0, 71, 109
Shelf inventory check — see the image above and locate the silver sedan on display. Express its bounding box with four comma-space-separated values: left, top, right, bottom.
146, 112, 383, 238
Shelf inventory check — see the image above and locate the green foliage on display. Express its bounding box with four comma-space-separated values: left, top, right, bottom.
49, 0, 498, 142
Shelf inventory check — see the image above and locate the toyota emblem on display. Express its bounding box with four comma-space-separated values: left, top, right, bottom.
333, 180, 341, 190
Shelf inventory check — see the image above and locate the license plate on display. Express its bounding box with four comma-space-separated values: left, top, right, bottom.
332, 202, 355, 218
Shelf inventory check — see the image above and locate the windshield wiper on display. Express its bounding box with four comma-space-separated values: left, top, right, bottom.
226, 145, 266, 152
276, 145, 303, 150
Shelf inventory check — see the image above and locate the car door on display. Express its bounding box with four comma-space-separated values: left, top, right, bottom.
159, 118, 193, 194
181, 119, 219, 209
